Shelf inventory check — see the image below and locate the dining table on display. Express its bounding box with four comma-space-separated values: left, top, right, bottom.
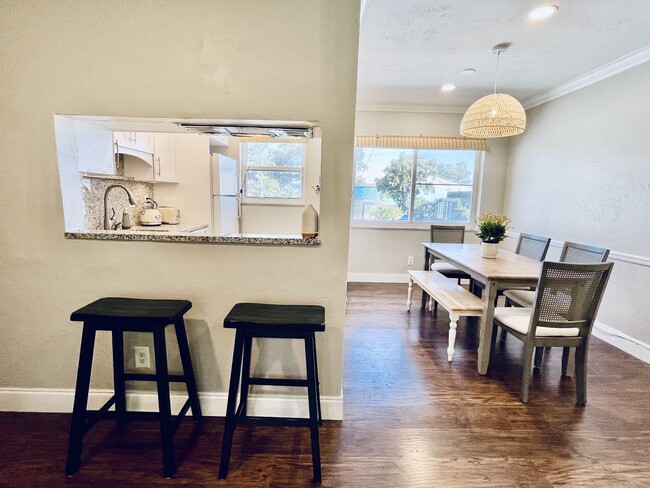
422, 243, 542, 375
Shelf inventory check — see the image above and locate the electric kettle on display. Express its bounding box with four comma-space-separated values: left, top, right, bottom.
141, 198, 162, 226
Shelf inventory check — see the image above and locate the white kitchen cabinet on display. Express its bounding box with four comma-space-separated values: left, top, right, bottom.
153, 133, 178, 183
114, 131, 154, 154
75, 120, 115, 175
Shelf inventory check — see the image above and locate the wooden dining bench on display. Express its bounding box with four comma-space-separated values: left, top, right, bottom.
407, 270, 483, 361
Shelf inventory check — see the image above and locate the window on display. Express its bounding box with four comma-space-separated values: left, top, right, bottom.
353, 147, 480, 225
242, 141, 305, 203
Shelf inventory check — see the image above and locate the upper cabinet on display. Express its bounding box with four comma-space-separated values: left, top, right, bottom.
114, 131, 154, 160
75, 120, 115, 175
153, 133, 178, 183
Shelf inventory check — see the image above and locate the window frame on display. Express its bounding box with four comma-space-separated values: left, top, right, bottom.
241, 141, 307, 206
351, 147, 484, 229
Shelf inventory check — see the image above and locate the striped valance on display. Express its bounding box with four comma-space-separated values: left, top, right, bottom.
355, 135, 488, 151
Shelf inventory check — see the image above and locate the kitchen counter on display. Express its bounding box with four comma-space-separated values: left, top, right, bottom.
64, 227, 321, 246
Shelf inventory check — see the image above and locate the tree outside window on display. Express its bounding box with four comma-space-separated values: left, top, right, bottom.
352, 148, 477, 224
244, 142, 304, 200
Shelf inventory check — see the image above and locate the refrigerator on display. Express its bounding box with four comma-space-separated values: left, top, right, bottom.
210, 154, 241, 235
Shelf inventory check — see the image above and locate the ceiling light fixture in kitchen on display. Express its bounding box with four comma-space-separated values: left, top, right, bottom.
528, 5, 559, 21
460, 43, 526, 139
441, 84, 456, 92
459, 68, 476, 75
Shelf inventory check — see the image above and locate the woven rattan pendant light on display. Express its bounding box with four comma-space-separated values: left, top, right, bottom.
460, 44, 526, 138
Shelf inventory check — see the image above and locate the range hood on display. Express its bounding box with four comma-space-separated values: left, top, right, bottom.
176, 122, 315, 139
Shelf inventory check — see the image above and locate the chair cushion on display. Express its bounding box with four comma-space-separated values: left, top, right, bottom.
494, 307, 580, 337
503, 289, 535, 307
430, 262, 469, 278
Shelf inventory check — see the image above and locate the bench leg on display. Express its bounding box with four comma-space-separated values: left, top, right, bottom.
407, 278, 413, 311
447, 313, 459, 362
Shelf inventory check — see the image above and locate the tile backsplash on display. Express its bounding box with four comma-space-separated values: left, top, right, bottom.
82, 178, 153, 230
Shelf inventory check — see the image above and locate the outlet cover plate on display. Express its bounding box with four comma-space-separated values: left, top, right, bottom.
134, 346, 151, 368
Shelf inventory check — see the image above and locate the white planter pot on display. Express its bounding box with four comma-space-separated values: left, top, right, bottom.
480, 242, 499, 259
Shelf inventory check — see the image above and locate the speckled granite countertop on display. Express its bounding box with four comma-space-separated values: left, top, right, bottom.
64, 228, 321, 246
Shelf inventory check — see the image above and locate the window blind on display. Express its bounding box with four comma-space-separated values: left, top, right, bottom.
355, 135, 488, 151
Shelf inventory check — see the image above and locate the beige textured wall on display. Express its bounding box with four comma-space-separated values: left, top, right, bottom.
0, 1, 360, 405
503, 62, 650, 345
348, 110, 510, 275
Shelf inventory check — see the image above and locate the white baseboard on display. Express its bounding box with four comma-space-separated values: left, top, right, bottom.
593, 322, 650, 364
347, 272, 409, 283
0, 388, 344, 420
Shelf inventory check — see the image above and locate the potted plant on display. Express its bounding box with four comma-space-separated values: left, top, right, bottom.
476, 212, 510, 258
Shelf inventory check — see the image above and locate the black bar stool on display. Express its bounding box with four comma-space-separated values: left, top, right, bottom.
218, 303, 325, 484
65, 297, 202, 478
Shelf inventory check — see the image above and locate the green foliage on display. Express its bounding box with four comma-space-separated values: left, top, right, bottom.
375, 152, 415, 213
475, 212, 511, 243
368, 204, 404, 221
355, 148, 369, 184
246, 142, 303, 198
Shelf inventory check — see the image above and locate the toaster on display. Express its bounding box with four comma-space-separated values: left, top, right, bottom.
158, 206, 180, 224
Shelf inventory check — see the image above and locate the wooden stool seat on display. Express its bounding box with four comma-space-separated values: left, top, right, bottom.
65, 297, 202, 478
219, 302, 325, 484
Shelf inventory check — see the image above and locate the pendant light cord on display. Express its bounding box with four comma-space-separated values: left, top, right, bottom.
493, 50, 501, 95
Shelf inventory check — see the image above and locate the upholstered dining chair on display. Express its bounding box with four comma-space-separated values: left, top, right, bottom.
504, 241, 610, 308
423, 225, 471, 310
502, 241, 611, 362
490, 260, 614, 404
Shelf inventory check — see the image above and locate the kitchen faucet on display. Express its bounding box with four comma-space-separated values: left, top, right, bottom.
103, 184, 136, 230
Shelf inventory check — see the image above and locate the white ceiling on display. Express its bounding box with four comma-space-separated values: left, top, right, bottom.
357, 0, 650, 112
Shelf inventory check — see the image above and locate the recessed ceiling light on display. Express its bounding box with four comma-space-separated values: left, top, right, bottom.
441, 84, 456, 92
528, 5, 559, 21
459, 68, 476, 75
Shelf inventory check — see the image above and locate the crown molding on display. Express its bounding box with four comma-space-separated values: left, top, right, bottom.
522, 45, 650, 109
357, 46, 650, 115
356, 103, 466, 114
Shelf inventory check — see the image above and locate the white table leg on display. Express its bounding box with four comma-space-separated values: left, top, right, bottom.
407, 278, 413, 311
447, 312, 458, 362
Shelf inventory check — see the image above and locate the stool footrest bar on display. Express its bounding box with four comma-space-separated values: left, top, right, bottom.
123, 373, 187, 382
237, 415, 313, 427
248, 377, 308, 387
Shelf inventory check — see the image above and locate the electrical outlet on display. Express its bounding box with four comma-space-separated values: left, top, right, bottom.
407, 256, 414, 266
134, 346, 150, 368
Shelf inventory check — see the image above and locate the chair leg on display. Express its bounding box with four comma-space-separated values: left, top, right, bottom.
219, 329, 245, 480
304, 333, 322, 484
534, 347, 544, 368
499, 328, 508, 342
311, 332, 322, 425
520, 344, 535, 403
65, 326, 97, 476
174, 320, 203, 420
575, 346, 588, 405
111, 330, 127, 421
561, 347, 571, 376
153, 329, 175, 478
238, 336, 253, 417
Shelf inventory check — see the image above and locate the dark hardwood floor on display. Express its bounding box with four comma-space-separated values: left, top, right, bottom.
2, 283, 650, 487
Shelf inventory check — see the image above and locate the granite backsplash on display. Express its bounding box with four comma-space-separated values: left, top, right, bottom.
82, 157, 154, 230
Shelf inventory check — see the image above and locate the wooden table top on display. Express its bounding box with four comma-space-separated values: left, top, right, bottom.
423, 243, 542, 281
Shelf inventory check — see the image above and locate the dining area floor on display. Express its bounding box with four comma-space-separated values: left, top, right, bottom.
1, 282, 649, 486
